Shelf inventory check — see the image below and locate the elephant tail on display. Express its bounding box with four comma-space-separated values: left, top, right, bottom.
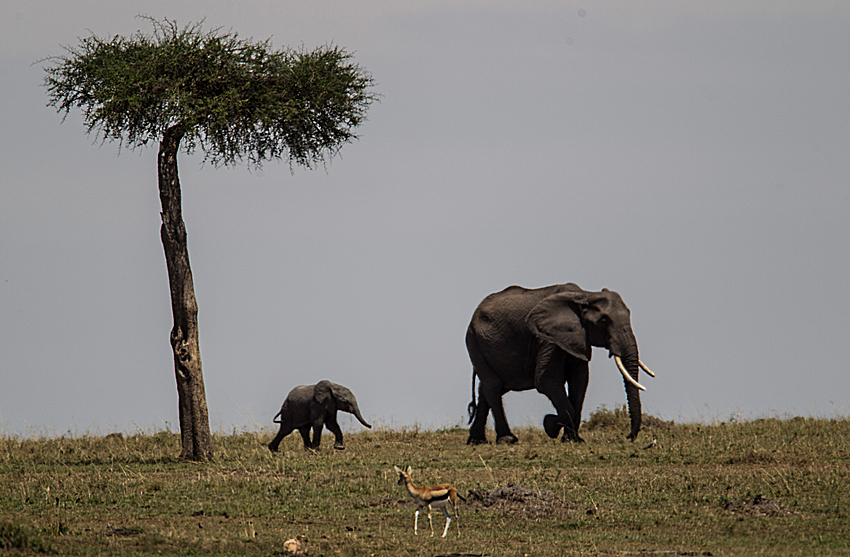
272, 410, 282, 424
467, 369, 477, 424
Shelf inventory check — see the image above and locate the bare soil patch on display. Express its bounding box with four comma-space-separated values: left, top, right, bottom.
466, 483, 563, 519
723, 494, 793, 517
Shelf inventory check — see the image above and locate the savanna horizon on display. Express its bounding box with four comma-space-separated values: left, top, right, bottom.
1, 408, 848, 556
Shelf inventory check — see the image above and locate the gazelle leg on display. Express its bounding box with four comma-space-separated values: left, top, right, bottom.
428, 507, 434, 536
439, 506, 452, 538
414, 509, 419, 535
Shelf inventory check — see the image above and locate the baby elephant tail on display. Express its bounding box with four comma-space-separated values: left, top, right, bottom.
467, 370, 477, 424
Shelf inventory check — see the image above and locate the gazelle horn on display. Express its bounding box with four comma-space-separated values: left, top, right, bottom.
614, 356, 647, 392
639, 360, 656, 377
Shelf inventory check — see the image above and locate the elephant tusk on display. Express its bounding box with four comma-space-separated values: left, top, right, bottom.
639, 359, 656, 378
615, 356, 647, 391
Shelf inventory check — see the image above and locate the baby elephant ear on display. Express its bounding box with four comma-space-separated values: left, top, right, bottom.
313, 380, 333, 407
527, 292, 590, 361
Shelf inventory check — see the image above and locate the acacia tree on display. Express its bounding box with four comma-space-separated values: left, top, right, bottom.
43, 18, 376, 461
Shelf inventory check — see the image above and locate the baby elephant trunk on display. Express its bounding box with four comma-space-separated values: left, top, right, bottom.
350, 404, 372, 429
331, 382, 371, 429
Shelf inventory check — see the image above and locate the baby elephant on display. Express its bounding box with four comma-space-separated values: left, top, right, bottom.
268, 380, 372, 452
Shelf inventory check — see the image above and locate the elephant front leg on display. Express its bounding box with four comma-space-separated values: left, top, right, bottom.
325, 414, 345, 450
537, 351, 585, 443
539, 385, 583, 443
297, 426, 312, 450
564, 361, 589, 442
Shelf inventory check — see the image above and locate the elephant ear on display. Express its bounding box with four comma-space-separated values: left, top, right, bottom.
313, 380, 334, 411
527, 292, 591, 361
328, 383, 353, 407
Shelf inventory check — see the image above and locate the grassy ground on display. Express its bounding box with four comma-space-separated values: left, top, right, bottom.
1, 408, 849, 556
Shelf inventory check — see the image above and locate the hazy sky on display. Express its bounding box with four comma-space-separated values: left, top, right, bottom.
2, 1, 849, 438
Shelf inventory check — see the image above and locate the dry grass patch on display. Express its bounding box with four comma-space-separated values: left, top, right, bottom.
1, 411, 849, 556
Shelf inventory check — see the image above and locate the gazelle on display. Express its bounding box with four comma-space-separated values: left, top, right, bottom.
394, 465, 465, 538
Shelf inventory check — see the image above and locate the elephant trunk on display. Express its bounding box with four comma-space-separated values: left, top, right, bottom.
350, 404, 372, 429
617, 348, 642, 441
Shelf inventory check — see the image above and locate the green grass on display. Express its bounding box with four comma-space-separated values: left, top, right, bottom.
1, 408, 849, 556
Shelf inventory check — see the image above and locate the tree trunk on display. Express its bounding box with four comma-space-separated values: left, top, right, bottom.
157, 125, 213, 461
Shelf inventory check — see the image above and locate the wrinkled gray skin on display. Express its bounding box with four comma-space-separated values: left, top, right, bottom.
268, 380, 372, 452
466, 283, 644, 445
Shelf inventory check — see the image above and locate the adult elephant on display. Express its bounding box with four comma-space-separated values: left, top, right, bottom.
465, 283, 654, 445
268, 380, 371, 452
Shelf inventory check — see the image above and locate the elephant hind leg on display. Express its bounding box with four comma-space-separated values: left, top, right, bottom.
467, 383, 491, 445
269, 424, 294, 452
479, 382, 517, 444
310, 420, 324, 449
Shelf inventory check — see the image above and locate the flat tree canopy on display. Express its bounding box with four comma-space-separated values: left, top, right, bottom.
43, 17, 376, 460
45, 17, 375, 167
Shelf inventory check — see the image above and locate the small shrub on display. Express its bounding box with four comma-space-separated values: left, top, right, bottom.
583, 405, 674, 432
